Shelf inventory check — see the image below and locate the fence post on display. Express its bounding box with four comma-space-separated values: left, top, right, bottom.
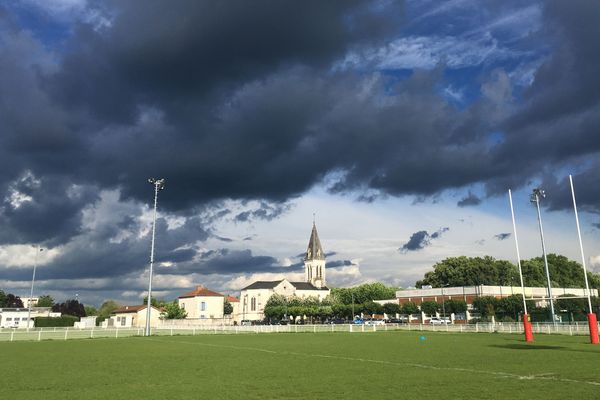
64, 330, 68, 340
476, 323, 479, 333
116, 329, 119, 338
90, 329, 94, 339
350, 324, 353, 333
313, 325, 316, 333
361, 324, 365, 333
38, 330, 42, 341
10, 330, 14, 342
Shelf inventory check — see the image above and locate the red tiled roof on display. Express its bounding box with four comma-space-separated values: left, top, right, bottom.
226, 295, 239, 303
178, 285, 224, 299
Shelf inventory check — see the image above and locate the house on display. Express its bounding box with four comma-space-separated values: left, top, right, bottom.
239, 222, 331, 322
178, 285, 227, 320
105, 305, 162, 328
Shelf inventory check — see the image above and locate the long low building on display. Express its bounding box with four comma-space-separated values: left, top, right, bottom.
390, 285, 598, 323
395, 285, 598, 306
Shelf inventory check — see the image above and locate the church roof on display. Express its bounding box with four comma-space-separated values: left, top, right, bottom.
305, 223, 325, 261
241, 280, 284, 290
290, 282, 330, 291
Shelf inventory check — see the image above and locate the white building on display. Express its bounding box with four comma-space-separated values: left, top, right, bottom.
105, 305, 163, 328
239, 223, 331, 321
178, 285, 226, 320
0, 307, 59, 328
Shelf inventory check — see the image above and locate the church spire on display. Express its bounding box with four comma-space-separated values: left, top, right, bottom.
305, 222, 325, 261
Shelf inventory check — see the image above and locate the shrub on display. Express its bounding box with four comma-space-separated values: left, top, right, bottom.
35, 315, 79, 327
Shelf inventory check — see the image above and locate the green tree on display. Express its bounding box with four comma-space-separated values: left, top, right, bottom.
5, 293, 24, 308
143, 296, 167, 308
52, 299, 86, 318
36, 295, 54, 307
331, 283, 398, 305
556, 294, 587, 322
444, 299, 467, 314
162, 301, 187, 319
401, 302, 419, 315
84, 305, 98, 316
416, 256, 519, 287
0, 290, 7, 307
383, 302, 401, 317
97, 300, 121, 324
223, 300, 234, 315
420, 301, 439, 316
472, 296, 499, 317
497, 295, 523, 320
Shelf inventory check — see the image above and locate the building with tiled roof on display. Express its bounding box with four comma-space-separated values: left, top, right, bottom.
239, 222, 331, 322
177, 285, 232, 321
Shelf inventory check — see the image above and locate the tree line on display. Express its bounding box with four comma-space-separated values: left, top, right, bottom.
416, 254, 600, 290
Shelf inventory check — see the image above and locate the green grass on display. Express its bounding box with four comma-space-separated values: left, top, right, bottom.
2, 331, 599, 399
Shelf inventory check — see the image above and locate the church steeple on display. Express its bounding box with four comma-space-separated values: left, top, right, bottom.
304, 221, 326, 287
305, 222, 325, 261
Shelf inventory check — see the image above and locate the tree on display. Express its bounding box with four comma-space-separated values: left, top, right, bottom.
84, 305, 98, 316
0, 290, 7, 307
5, 293, 24, 308
223, 300, 234, 315
162, 301, 187, 319
497, 295, 523, 320
331, 283, 398, 305
143, 296, 167, 308
420, 301, 439, 316
401, 302, 419, 315
36, 295, 54, 307
472, 296, 498, 317
383, 303, 401, 317
52, 299, 86, 318
416, 256, 519, 288
97, 300, 121, 320
556, 294, 587, 322
444, 299, 467, 314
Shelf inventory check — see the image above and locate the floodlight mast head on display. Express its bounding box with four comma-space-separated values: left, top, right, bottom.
148, 178, 166, 190
530, 187, 545, 203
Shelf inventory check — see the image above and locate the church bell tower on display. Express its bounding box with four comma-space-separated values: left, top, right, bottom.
304, 222, 326, 288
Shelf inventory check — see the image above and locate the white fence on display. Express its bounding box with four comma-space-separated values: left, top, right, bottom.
0, 322, 597, 342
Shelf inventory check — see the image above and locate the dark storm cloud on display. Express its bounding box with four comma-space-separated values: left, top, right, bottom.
485, 0, 600, 210
400, 231, 429, 252
400, 227, 449, 253
494, 233, 511, 241
3, 0, 600, 298
457, 192, 482, 207
234, 202, 291, 223
327, 260, 354, 269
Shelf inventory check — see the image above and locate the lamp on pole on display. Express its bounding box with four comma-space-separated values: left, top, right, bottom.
27, 246, 43, 331
530, 188, 556, 324
145, 178, 165, 337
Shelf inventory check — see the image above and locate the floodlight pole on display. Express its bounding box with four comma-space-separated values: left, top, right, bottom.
531, 188, 556, 324
145, 178, 165, 337
509, 189, 533, 342
27, 246, 43, 331
568, 175, 599, 344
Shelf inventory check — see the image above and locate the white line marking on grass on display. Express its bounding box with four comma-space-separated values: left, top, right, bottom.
148, 338, 600, 387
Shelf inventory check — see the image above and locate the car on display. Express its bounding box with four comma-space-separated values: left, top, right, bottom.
386, 318, 407, 324
353, 319, 364, 325
365, 319, 385, 326
429, 317, 451, 325
240, 320, 252, 326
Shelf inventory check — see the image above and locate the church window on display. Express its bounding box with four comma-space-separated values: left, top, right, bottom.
251, 297, 256, 311
201, 302, 206, 311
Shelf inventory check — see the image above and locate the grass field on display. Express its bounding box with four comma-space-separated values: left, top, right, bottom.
2, 331, 599, 399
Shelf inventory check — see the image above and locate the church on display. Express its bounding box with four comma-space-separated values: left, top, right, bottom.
239, 222, 330, 321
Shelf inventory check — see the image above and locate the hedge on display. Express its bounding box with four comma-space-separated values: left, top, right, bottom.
35, 315, 79, 327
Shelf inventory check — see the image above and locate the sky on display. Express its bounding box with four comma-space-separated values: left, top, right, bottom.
2, 0, 600, 306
